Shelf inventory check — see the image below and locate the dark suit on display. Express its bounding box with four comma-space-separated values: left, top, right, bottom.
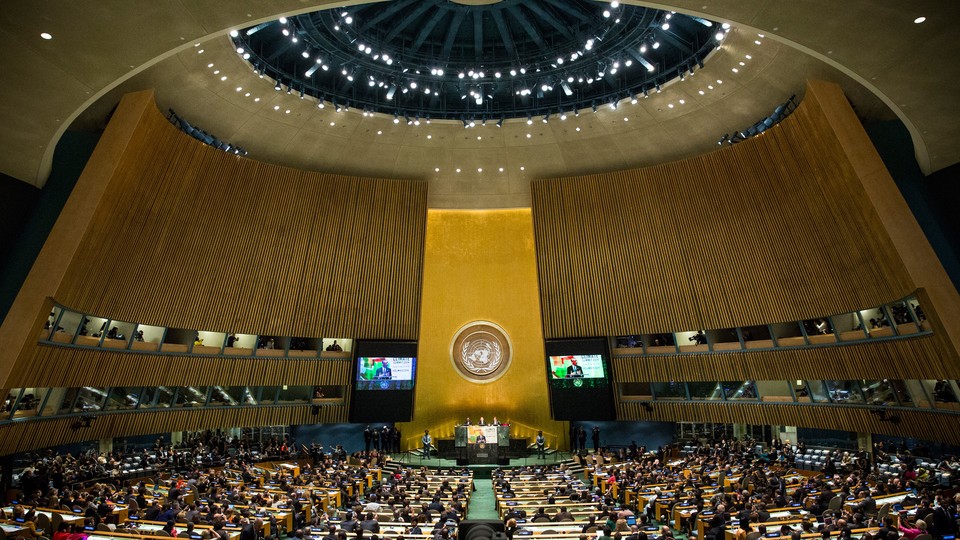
566, 364, 584, 378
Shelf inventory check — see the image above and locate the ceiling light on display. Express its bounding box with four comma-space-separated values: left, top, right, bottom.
527, 114, 533, 125
41, 32, 54, 40
576, 127, 581, 132
456, 168, 461, 173
435, 168, 440, 172
603, 10, 611, 18
279, 17, 287, 24
662, 23, 670, 30
914, 16, 926, 23
611, 1, 619, 7
499, 167, 504, 172
716, 32, 726, 40
520, 166, 525, 171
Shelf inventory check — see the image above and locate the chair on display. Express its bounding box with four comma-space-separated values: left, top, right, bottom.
36, 513, 51, 535
828, 495, 843, 511
533, 516, 551, 523
50, 513, 63, 533
877, 503, 891, 520
178, 532, 191, 538
541, 531, 557, 536
746, 532, 762, 540
153, 531, 170, 537
914, 535, 932, 540
585, 526, 598, 533
96, 524, 112, 532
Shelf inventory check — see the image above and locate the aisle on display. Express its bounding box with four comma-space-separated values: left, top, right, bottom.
466, 478, 500, 520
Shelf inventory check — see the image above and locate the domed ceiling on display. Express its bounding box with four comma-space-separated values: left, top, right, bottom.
233, 0, 720, 121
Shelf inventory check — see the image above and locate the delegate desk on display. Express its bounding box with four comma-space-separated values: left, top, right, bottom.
124, 520, 242, 540
1, 524, 27, 538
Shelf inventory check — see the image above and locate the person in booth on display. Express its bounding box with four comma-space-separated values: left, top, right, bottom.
566, 357, 584, 378
476, 432, 487, 444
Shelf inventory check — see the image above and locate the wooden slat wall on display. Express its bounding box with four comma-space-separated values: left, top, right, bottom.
532, 89, 914, 338
618, 401, 960, 447
50, 99, 427, 341
0, 405, 346, 457
613, 334, 960, 382
7, 346, 352, 387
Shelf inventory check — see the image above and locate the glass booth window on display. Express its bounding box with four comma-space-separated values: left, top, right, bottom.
688, 382, 724, 401
771, 322, 805, 347
806, 380, 831, 403
825, 380, 864, 404
708, 328, 741, 351
859, 380, 897, 406
104, 387, 143, 410
277, 386, 313, 404
175, 387, 209, 407
888, 300, 919, 335
742, 325, 774, 349
722, 381, 758, 400
194, 331, 226, 354
73, 387, 108, 412
102, 320, 136, 349
757, 380, 794, 402
653, 382, 687, 400
835, 310, 867, 341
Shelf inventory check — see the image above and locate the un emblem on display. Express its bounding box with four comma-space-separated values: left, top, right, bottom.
450, 321, 512, 383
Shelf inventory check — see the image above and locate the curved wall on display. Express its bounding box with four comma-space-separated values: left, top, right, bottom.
532, 83, 914, 338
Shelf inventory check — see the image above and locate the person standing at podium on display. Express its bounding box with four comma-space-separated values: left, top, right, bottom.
476, 432, 487, 444
536, 431, 546, 458
421, 430, 433, 458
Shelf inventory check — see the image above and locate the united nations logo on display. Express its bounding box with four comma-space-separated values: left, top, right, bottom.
450, 321, 512, 383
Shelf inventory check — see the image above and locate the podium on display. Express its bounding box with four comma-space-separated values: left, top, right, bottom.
455, 424, 510, 464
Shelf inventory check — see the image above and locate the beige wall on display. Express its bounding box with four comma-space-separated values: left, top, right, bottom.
398, 209, 566, 450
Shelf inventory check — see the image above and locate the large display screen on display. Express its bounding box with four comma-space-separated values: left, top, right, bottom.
549, 354, 606, 379
356, 357, 416, 390
349, 341, 418, 423
545, 338, 616, 420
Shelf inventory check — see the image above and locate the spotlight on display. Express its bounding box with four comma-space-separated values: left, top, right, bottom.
496, 116, 505, 128
542, 112, 550, 123
274, 80, 282, 91
526, 113, 533, 125
561, 81, 573, 96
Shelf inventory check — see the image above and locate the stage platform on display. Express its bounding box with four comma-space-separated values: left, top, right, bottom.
384, 451, 572, 478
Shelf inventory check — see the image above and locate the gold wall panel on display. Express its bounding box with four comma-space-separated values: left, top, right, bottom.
398, 209, 566, 450
532, 84, 915, 339
0, 405, 346, 457
618, 401, 960, 447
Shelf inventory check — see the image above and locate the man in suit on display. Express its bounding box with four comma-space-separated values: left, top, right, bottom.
375, 360, 392, 379
536, 431, 547, 458
566, 358, 584, 378
422, 430, 433, 458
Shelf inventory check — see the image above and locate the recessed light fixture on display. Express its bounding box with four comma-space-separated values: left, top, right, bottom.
377, 130, 382, 135
520, 166, 525, 171
456, 168, 461, 173
526, 133, 531, 138
914, 16, 926, 24
427, 134, 432, 139
40, 32, 53, 40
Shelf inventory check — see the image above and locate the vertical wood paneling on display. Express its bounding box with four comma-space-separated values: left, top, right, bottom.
611, 334, 960, 382
8, 345, 353, 387
51, 99, 426, 340
532, 89, 914, 338
0, 405, 347, 457
617, 401, 960, 447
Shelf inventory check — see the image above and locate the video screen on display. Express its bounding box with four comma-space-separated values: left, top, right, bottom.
549, 354, 606, 379
356, 357, 416, 390
545, 338, 615, 420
